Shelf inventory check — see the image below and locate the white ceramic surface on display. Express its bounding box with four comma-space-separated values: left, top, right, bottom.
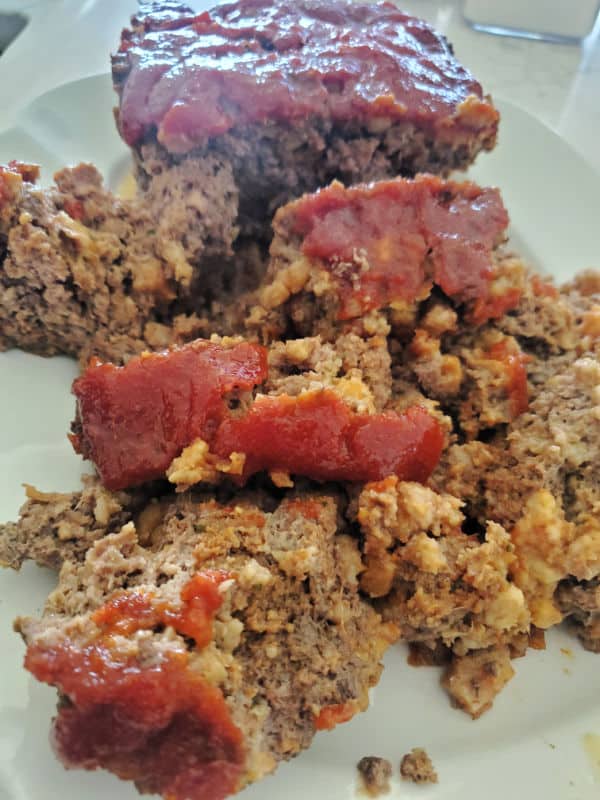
0, 75, 599, 800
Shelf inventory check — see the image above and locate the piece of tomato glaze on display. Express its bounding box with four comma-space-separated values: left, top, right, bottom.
288, 175, 514, 322
213, 390, 445, 484
24, 572, 244, 800
70, 340, 269, 490
71, 343, 444, 490
314, 701, 361, 731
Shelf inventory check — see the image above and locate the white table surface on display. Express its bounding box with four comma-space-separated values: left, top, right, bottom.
0, 0, 598, 174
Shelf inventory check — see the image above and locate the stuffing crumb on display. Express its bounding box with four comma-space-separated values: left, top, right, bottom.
399, 748, 438, 784
357, 756, 392, 797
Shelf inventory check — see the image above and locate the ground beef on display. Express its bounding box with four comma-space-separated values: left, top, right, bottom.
0, 161, 252, 363
353, 476, 529, 715
357, 756, 393, 797
10, 478, 397, 800
399, 748, 438, 784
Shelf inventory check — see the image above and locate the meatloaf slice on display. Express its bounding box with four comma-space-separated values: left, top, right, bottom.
112, 0, 499, 240
250, 175, 518, 341
8, 479, 397, 800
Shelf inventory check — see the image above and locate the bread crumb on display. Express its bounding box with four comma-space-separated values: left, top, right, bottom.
357, 756, 392, 796
399, 748, 438, 784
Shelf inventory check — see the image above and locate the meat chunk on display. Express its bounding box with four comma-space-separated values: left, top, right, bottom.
442, 647, 514, 719
0, 161, 251, 363
357, 756, 392, 797
399, 748, 438, 784
252, 175, 515, 340
354, 476, 529, 714
9, 479, 397, 800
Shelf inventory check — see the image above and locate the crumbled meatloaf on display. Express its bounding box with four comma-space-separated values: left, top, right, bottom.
358, 273, 600, 713
355, 476, 529, 717
0, 160, 257, 363
399, 748, 438, 784
357, 756, 392, 797
113, 0, 498, 240
424, 279, 600, 650
69, 335, 444, 491
5, 479, 397, 800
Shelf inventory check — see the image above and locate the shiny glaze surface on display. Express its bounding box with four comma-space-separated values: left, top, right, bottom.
71, 340, 268, 490
213, 390, 445, 484
25, 572, 244, 800
288, 175, 511, 320
115, 0, 495, 152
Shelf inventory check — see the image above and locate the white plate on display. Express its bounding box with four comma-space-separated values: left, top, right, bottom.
1, 75, 599, 800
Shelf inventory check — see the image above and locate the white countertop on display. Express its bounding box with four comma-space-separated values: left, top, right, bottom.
0, 0, 598, 173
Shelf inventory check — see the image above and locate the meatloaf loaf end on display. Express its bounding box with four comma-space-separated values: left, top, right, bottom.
112, 0, 499, 240
7, 479, 397, 800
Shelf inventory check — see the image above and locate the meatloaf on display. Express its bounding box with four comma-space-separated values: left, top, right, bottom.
251, 174, 516, 341
5, 264, 600, 739
68, 334, 443, 492
6, 479, 397, 800
112, 0, 499, 242
0, 165, 516, 366
354, 269, 600, 715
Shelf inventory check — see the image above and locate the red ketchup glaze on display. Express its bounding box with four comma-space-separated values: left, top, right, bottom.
289, 175, 513, 322
486, 340, 530, 417
213, 390, 444, 484
71, 341, 444, 490
314, 701, 360, 731
24, 572, 243, 800
70, 340, 268, 490
62, 198, 85, 221
114, 0, 497, 152
93, 570, 229, 647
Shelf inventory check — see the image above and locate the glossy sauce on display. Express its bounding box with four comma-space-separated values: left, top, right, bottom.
25, 572, 243, 800
72, 343, 444, 489
288, 175, 512, 321
213, 390, 445, 483
71, 340, 268, 490
114, 0, 496, 152
93, 570, 230, 647
314, 701, 360, 730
